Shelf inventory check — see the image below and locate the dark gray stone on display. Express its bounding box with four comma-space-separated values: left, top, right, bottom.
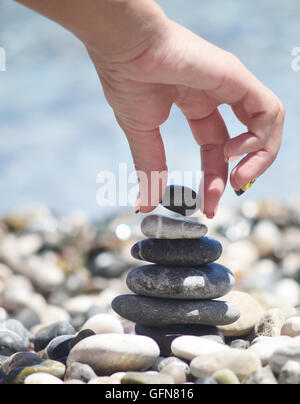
141, 215, 207, 239
46, 335, 75, 363
34, 322, 76, 352
135, 323, 224, 357
131, 238, 222, 266
127, 263, 234, 300
112, 295, 240, 327
161, 185, 201, 217
69, 329, 96, 351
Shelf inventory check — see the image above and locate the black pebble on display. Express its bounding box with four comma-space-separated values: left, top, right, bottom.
34, 322, 76, 352
161, 185, 201, 217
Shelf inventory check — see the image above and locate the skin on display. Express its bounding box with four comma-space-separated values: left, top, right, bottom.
14, 0, 286, 218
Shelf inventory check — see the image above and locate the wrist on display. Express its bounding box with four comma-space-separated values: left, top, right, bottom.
80, 0, 169, 63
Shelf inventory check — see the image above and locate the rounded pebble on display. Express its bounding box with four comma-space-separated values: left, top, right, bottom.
135, 323, 224, 357
131, 237, 222, 267
80, 314, 124, 335
141, 215, 207, 239
112, 295, 240, 327
127, 264, 235, 300
171, 336, 229, 361
161, 185, 201, 217
68, 334, 160, 375
25, 373, 63, 385
190, 349, 261, 379
281, 317, 300, 337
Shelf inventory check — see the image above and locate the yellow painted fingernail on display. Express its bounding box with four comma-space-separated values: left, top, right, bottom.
235, 179, 257, 196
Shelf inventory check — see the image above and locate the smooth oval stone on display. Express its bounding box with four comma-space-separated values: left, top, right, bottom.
45, 335, 75, 363
80, 314, 124, 335
112, 295, 240, 327
161, 185, 201, 217
135, 323, 224, 357
141, 215, 207, 239
131, 238, 222, 266
34, 322, 76, 352
127, 264, 234, 300
121, 372, 174, 385
171, 336, 229, 361
25, 373, 63, 385
67, 334, 160, 375
190, 349, 261, 379
281, 317, 300, 338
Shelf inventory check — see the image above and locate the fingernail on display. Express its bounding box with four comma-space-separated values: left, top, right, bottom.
235, 179, 257, 196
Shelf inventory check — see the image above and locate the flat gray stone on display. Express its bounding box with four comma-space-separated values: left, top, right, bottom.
127, 264, 234, 300
161, 185, 201, 217
131, 238, 222, 266
112, 295, 240, 327
141, 215, 207, 239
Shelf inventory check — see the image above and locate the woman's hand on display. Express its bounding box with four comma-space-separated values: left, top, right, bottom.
15, 0, 286, 218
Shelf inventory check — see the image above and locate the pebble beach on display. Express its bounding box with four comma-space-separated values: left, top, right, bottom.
0, 199, 300, 385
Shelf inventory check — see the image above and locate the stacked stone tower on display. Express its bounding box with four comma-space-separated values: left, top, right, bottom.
112, 187, 241, 356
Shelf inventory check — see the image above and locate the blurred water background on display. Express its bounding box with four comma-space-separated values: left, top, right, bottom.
0, 0, 299, 219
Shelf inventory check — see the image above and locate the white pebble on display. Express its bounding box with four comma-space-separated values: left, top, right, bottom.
282, 317, 300, 338
80, 314, 124, 335
25, 373, 63, 385
171, 336, 229, 361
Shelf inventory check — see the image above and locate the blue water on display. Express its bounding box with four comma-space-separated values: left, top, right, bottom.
0, 0, 299, 218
